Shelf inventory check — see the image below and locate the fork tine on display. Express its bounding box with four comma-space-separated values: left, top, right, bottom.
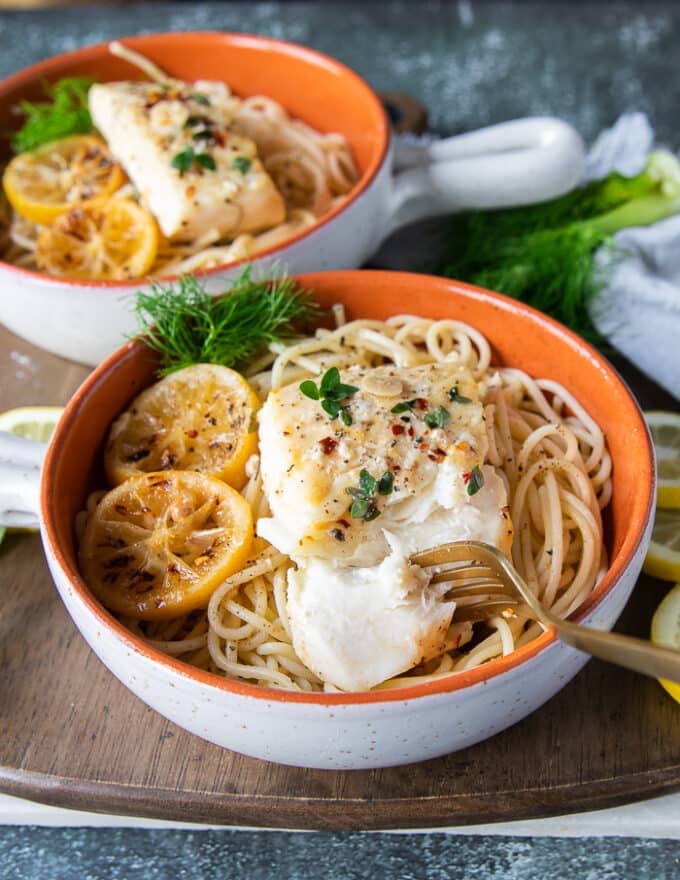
428, 571, 505, 588
454, 600, 521, 623
410, 541, 487, 568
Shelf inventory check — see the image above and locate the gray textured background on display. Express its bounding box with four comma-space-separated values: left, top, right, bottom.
1, 0, 680, 145
1, 2, 679, 877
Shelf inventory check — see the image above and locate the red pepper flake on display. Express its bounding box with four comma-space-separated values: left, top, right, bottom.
407, 427, 415, 437
416, 398, 428, 410
319, 436, 338, 455
391, 424, 405, 436
419, 442, 429, 451
185, 429, 198, 439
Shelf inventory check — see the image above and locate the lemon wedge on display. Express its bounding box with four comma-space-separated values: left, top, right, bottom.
651, 583, 680, 703
645, 411, 680, 509
0, 404, 65, 442
643, 508, 680, 582
0, 405, 64, 543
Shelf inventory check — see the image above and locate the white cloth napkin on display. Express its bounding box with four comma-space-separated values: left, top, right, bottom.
586, 113, 680, 398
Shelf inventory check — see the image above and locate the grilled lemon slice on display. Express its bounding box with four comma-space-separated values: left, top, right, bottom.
35, 197, 158, 280
104, 364, 260, 488
78, 469, 253, 620
3, 134, 124, 224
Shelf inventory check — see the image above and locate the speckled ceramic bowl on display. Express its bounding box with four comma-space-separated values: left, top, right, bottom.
0, 31, 584, 365
0, 271, 655, 769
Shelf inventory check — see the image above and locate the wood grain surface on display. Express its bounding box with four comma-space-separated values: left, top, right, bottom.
0, 321, 679, 831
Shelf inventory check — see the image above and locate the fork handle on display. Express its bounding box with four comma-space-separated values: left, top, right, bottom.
553, 619, 680, 683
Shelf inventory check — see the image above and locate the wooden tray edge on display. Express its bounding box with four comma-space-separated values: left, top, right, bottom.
2, 767, 679, 831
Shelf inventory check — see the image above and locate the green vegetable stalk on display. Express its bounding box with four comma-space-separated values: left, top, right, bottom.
439, 151, 680, 341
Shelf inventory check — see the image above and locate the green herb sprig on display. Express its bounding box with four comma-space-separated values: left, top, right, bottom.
134, 268, 322, 375
347, 469, 394, 521
11, 77, 94, 154
300, 367, 358, 426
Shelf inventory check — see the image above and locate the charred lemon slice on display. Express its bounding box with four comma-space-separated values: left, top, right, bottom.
3, 134, 124, 225
104, 364, 260, 488
78, 470, 253, 620
35, 197, 158, 280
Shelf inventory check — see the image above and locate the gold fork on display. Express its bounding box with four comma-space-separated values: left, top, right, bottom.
410, 540, 680, 683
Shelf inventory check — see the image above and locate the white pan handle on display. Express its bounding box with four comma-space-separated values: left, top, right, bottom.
386, 116, 584, 235
0, 432, 46, 529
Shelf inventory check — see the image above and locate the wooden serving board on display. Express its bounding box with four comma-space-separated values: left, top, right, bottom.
0, 322, 679, 831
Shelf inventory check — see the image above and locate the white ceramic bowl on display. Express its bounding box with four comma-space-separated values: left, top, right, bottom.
0, 32, 584, 365
0, 271, 655, 769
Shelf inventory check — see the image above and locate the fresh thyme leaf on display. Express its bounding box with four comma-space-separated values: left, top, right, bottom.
391, 399, 417, 414
232, 155, 252, 174
335, 382, 360, 398
300, 380, 320, 401
349, 497, 370, 519
377, 471, 394, 495
171, 147, 195, 175
359, 469, 377, 495
465, 465, 485, 496
11, 77, 94, 154
340, 409, 353, 426
424, 406, 450, 429
192, 93, 210, 106
322, 398, 341, 418
320, 367, 340, 395
448, 386, 472, 404
171, 146, 216, 175
195, 152, 216, 171
134, 267, 322, 376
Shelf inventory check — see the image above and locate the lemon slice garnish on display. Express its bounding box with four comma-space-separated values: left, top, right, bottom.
3, 134, 124, 225
35, 197, 158, 281
104, 364, 260, 489
78, 469, 254, 620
